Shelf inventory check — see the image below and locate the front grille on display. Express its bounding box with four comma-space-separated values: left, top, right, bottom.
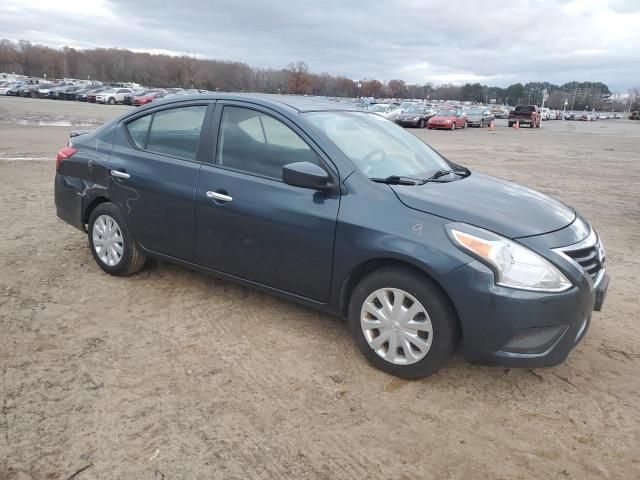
558, 230, 605, 283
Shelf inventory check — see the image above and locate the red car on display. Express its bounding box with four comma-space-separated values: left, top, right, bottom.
427, 108, 467, 130
132, 90, 166, 106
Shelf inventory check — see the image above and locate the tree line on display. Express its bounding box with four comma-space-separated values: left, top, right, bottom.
0, 39, 627, 110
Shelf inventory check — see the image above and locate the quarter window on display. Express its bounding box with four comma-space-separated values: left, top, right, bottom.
217, 106, 316, 179
126, 114, 151, 149
146, 106, 207, 161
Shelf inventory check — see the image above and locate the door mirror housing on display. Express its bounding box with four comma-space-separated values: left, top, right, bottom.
283, 161, 332, 191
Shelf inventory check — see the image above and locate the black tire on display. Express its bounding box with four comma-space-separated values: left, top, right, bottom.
530, 121, 535, 129
108, 97, 116, 105
451, 122, 456, 131
508, 121, 514, 127
88, 202, 146, 276
418, 119, 425, 128
348, 266, 460, 379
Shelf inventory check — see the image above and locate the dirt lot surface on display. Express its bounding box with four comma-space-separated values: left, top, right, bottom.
1, 97, 639, 480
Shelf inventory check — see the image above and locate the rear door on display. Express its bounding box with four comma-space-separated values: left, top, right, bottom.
108, 101, 212, 261
194, 102, 340, 301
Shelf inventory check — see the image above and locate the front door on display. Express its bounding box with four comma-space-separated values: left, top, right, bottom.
195, 104, 340, 301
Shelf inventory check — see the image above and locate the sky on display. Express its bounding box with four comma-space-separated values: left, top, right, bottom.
1, 0, 639, 91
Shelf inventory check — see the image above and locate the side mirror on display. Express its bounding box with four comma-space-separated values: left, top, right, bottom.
283, 161, 332, 191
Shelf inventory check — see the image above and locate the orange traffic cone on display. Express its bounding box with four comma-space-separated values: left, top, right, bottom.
489, 120, 496, 131
513, 120, 520, 129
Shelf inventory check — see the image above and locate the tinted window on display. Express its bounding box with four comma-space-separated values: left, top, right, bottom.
146, 106, 207, 160
217, 106, 317, 180
126, 114, 152, 149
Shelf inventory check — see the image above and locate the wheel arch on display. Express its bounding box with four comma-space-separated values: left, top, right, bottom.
83, 196, 111, 227
339, 257, 461, 330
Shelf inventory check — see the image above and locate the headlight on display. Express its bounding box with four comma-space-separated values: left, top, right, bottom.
447, 223, 572, 292
444, 119, 451, 124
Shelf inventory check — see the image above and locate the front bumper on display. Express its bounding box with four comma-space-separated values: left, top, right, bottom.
397, 119, 421, 127
441, 245, 608, 368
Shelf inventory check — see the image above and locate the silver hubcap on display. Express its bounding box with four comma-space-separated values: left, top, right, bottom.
360, 288, 433, 365
92, 214, 124, 266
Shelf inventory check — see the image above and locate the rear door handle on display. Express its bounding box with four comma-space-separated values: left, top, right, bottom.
206, 191, 233, 203
111, 170, 130, 179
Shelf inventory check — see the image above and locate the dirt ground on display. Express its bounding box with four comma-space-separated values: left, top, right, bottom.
1, 97, 639, 480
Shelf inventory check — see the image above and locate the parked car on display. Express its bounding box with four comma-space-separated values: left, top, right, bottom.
466, 108, 494, 128
54, 94, 608, 379
0, 82, 21, 95
37, 83, 59, 98
48, 84, 72, 99
629, 111, 639, 120
5, 83, 24, 96
133, 90, 166, 106
96, 88, 134, 105
86, 87, 109, 103
398, 101, 418, 113
539, 107, 551, 121
490, 106, 509, 119
123, 89, 147, 105
369, 103, 400, 121
396, 105, 434, 128
18, 84, 42, 98
427, 108, 467, 130
508, 105, 541, 128
60, 85, 84, 100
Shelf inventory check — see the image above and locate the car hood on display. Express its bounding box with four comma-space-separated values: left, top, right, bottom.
390, 172, 575, 238
467, 114, 484, 119
399, 113, 421, 118
429, 115, 455, 121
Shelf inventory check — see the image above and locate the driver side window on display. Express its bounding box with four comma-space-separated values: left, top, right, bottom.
216, 106, 318, 180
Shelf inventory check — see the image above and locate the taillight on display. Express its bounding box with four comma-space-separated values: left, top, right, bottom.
55, 147, 77, 171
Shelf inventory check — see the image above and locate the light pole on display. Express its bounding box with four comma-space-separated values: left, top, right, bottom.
357, 81, 362, 98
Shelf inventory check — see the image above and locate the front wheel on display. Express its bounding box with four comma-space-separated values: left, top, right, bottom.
88, 202, 146, 276
108, 97, 116, 105
348, 267, 460, 379
451, 122, 456, 131
418, 119, 425, 128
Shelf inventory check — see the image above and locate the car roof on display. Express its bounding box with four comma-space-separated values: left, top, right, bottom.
148, 93, 363, 113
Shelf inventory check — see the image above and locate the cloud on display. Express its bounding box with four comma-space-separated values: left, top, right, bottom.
1, 0, 639, 90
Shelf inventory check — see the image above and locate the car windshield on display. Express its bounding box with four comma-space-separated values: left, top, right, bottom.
405, 105, 424, 113
469, 108, 484, 114
370, 104, 390, 113
305, 111, 453, 179
436, 109, 456, 116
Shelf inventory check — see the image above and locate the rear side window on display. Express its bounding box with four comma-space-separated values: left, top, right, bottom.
217, 106, 317, 180
145, 106, 207, 161
126, 114, 152, 149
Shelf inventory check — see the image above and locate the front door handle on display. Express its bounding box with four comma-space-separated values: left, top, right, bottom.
111, 169, 130, 179
206, 191, 233, 203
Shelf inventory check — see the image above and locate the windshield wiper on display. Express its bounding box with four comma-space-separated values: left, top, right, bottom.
428, 168, 469, 180
370, 175, 426, 185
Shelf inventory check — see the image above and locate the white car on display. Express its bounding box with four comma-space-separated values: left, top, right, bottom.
96, 88, 134, 105
0, 82, 19, 95
539, 107, 551, 120
369, 103, 400, 121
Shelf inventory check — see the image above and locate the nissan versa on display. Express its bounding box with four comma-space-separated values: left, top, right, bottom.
54, 94, 609, 378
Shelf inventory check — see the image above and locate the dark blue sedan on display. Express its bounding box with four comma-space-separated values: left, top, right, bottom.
54, 94, 609, 378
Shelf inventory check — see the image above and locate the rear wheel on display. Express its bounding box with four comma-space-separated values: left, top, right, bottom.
88, 202, 146, 276
348, 266, 460, 379
108, 97, 116, 105
451, 122, 456, 131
